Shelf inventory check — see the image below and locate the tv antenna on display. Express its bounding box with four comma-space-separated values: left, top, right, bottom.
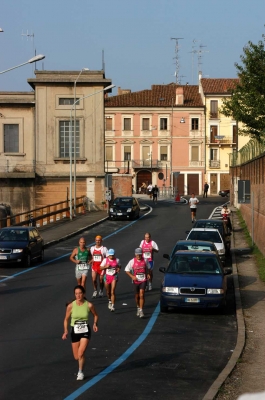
171, 37, 183, 84
197, 44, 209, 73
21, 30, 38, 72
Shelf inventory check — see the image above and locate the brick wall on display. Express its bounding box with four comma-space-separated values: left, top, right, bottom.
230, 154, 265, 256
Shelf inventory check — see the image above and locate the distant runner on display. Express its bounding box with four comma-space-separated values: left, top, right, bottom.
139, 232, 159, 290
125, 248, 150, 318
100, 248, 121, 312
152, 185, 159, 204
90, 235, 108, 298
70, 237, 91, 289
188, 193, 199, 223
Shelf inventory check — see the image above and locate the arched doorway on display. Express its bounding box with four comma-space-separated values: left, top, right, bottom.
136, 170, 151, 193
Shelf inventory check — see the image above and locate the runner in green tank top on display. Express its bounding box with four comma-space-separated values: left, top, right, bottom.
62, 285, 98, 381
70, 237, 91, 289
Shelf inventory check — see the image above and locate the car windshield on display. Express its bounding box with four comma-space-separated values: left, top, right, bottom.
167, 254, 222, 274
0, 230, 28, 241
113, 198, 133, 206
187, 231, 222, 243
174, 244, 215, 252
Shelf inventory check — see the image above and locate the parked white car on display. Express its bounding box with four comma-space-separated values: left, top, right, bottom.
186, 228, 226, 262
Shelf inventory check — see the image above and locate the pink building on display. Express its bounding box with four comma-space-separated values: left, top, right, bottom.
105, 84, 205, 195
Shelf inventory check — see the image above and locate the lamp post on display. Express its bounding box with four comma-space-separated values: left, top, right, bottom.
147, 151, 152, 182
0, 54, 45, 74
73, 68, 89, 214
69, 84, 115, 220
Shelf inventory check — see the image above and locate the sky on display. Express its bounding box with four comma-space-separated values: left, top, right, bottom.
1, 0, 265, 95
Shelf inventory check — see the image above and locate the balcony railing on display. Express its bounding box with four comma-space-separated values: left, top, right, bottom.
209, 160, 220, 168
104, 159, 162, 173
131, 159, 162, 169
206, 137, 235, 145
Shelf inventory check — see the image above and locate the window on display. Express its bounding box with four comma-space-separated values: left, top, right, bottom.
142, 118, 150, 130
59, 121, 80, 157
210, 126, 218, 142
210, 149, 218, 161
105, 117, 113, 131
210, 100, 218, 118
59, 98, 80, 106
124, 146, 131, 160
123, 118, 131, 131
160, 118, 168, 130
191, 146, 199, 162
160, 146, 168, 161
191, 118, 199, 130
105, 146, 113, 161
4, 124, 19, 152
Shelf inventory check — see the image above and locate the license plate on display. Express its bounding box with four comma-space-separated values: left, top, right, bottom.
117, 213, 123, 216
185, 298, 200, 303
0, 256, 7, 259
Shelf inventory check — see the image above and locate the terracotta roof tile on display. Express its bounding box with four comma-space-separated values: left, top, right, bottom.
105, 84, 203, 108
201, 78, 239, 94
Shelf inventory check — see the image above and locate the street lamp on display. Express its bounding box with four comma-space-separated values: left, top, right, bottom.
73, 68, 89, 213
0, 28, 3, 32
0, 54, 45, 74
147, 151, 152, 182
69, 84, 115, 220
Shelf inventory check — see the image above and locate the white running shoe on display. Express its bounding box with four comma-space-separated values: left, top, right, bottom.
139, 309, 144, 318
92, 290, 97, 298
110, 305, 115, 312
77, 371, 84, 381
98, 290, 103, 298
148, 283, 152, 291
108, 301, 112, 309
136, 307, 140, 316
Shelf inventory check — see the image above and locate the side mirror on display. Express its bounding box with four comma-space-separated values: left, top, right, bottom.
163, 254, 170, 260
159, 267, 166, 274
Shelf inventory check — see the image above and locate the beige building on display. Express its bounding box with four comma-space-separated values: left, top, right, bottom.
0, 70, 113, 214
199, 74, 249, 194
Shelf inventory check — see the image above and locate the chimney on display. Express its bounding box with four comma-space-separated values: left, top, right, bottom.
175, 87, 184, 105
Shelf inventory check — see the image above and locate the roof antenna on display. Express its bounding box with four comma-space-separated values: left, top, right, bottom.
102, 49, 105, 74
171, 37, 183, 84
21, 29, 37, 73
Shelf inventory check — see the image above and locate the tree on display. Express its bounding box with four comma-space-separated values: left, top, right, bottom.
221, 34, 265, 141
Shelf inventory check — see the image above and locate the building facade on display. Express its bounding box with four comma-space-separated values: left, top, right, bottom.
0, 70, 113, 213
105, 84, 206, 196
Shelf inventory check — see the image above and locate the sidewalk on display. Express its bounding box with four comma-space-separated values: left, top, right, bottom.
37, 203, 265, 399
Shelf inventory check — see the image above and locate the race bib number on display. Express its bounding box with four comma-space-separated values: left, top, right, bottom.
74, 321, 88, 334
93, 255, 102, 262
143, 251, 151, 258
106, 267, 116, 276
78, 263, 89, 271
136, 273, 146, 281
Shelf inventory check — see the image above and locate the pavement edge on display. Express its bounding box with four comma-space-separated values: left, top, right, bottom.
202, 212, 246, 400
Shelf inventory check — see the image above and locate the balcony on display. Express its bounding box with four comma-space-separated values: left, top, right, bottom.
131, 159, 162, 169
189, 161, 205, 167
207, 136, 236, 146
209, 160, 220, 169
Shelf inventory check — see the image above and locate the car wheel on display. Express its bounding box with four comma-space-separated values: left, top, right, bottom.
23, 254, 31, 268
160, 304, 168, 313
39, 248, 44, 262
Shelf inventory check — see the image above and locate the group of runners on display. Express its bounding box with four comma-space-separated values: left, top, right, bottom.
63, 232, 159, 380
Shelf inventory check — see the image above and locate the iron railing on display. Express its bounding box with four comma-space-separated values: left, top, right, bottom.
230, 137, 265, 166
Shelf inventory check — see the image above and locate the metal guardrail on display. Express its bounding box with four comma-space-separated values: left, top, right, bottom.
0, 196, 87, 228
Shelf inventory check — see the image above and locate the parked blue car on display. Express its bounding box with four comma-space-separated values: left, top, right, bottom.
159, 251, 232, 312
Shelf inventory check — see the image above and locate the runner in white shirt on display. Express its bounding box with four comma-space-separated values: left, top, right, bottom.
139, 232, 159, 291
188, 193, 199, 223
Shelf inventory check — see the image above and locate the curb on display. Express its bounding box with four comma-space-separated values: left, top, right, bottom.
202, 213, 246, 400
44, 216, 109, 249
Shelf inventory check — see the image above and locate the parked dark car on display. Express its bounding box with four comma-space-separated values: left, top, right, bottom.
219, 189, 230, 197
191, 219, 231, 254
163, 240, 220, 261
0, 227, 44, 267
109, 197, 140, 220
159, 251, 232, 312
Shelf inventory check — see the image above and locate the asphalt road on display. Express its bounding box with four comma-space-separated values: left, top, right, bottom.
0, 197, 237, 400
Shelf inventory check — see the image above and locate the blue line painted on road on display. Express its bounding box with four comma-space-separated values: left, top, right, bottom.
0, 206, 153, 284
64, 301, 160, 400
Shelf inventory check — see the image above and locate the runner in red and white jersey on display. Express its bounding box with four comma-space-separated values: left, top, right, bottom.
90, 235, 108, 299
100, 248, 121, 312
139, 232, 159, 291
125, 248, 150, 318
